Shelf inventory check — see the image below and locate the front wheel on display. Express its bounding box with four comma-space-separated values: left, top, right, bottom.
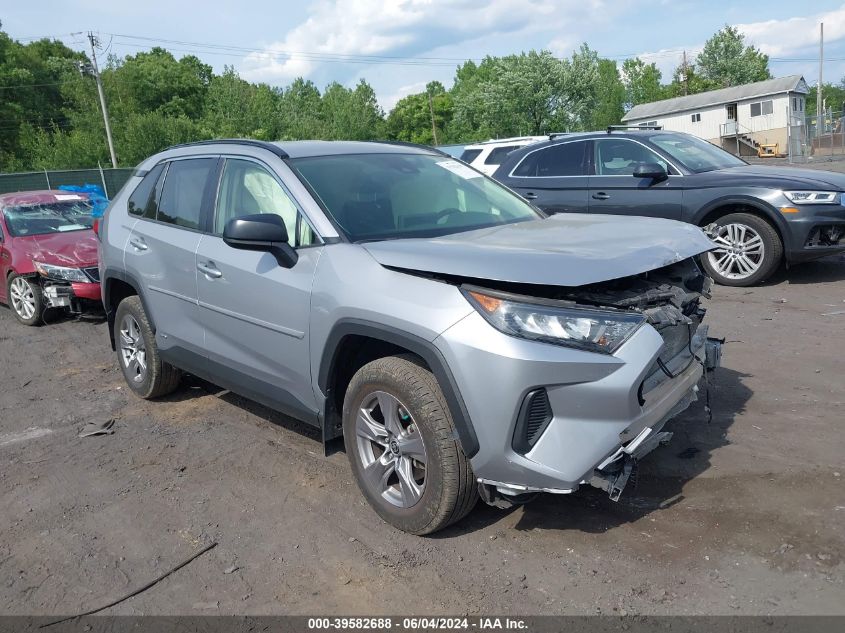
701, 212, 783, 286
7, 274, 43, 326
342, 355, 477, 535
114, 296, 182, 399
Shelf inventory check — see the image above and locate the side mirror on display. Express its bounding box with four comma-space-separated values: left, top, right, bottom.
633, 162, 668, 182
223, 213, 298, 268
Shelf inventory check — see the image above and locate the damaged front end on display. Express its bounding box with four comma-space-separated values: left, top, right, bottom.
538, 258, 723, 501
32, 262, 102, 314
442, 257, 723, 506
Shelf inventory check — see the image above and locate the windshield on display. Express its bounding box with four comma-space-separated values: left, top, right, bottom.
290, 153, 541, 241
2, 200, 94, 237
647, 133, 747, 173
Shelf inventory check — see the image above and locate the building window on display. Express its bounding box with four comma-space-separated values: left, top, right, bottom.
751, 100, 773, 117
691, 113, 701, 123
793, 97, 797, 111
638, 121, 658, 127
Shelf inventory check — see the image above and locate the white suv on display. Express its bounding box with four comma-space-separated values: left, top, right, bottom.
459, 137, 546, 175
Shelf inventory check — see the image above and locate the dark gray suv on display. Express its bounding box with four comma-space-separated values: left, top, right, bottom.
493, 130, 845, 286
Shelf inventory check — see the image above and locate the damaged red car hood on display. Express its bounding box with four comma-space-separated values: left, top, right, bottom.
362, 214, 716, 287
15, 231, 98, 268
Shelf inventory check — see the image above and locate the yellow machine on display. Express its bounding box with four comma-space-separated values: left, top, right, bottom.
758, 143, 785, 158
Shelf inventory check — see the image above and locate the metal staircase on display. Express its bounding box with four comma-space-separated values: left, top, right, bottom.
720, 122, 760, 155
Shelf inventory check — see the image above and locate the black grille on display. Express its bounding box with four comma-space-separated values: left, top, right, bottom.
512, 389, 553, 454
83, 266, 100, 282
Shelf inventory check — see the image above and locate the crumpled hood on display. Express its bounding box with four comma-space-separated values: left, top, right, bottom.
362, 214, 715, 287
16, 231, 98, 268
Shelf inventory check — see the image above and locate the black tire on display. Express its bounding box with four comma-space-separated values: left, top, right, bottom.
114, 296, 181, 399
700, 212, 783, 286
342, 355, 478, 535
7, 274, 44, 326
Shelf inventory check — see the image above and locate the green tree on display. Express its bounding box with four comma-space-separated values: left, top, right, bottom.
621, 58, 663, 108
277, 78, 324, 139
805, 82, 845, 117
663, 62, 717, 98
588, 59, 625, 129
320, 79, 384, 140
0, 26, 85, 169
114, 48, 212, 119
696, 25, 771, 88
386, 81, 453, 144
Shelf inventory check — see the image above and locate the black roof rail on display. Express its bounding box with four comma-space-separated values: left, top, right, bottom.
606, 125, 663, 133
165, 138, 289, 159
548, 132, 571, 140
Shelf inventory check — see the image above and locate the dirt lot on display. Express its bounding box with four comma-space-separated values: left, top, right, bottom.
1, 256, 844, 617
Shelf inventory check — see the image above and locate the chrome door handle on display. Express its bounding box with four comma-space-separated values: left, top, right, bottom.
129, 237, 148, 251
523, 192, 538, 200
197, 262, 223, 279
591, 192, 610, 200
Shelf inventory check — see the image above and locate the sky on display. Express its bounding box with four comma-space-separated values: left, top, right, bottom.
3, 0, 845, 111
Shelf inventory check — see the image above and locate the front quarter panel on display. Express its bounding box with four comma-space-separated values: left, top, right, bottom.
309, 244, 475, 394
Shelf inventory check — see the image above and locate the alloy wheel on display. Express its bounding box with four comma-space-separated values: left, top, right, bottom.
707, 222, 765, 281
355, 390, 428, 508
119, 314, 147, 383
9, 277, 36, 321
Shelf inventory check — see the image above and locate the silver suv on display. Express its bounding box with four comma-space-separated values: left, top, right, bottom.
99, 139, 722, 534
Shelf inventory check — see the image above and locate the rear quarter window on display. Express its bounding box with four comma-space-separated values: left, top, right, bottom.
459, 148, 482, 163
127, 163, 166, 219
484, 146, 518, 165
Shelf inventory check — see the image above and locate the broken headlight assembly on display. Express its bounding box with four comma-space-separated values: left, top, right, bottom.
782, 191, 840, 204
462, 287, 645, 354
33, 261, 90, 283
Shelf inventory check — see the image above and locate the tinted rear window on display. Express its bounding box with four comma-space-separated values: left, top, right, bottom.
459, 149, 482, 163
484, 146, 518, 165
157, 159, 216, 230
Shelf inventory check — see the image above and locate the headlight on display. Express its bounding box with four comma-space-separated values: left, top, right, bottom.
33, 262, 90, 283
462, 287, 645, 354
782, 191, 839, 204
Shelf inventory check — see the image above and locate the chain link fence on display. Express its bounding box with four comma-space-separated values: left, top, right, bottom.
788, 109, 845, 163
0, 167, 134, 198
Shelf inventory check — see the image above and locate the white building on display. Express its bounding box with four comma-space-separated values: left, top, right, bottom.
621, 75, 809, 157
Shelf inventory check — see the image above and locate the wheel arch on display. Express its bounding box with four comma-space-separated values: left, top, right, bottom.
317, 319, 480, 458
102, 268, 155, 350
693, 196, 787, 248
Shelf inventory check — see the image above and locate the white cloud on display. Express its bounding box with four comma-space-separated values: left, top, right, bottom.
634, 4, 845, 81
238, 0, 602, 84
737, 4, 845, 57
381, 80, 428, 111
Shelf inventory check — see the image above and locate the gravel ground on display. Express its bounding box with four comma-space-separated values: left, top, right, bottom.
1, 256, 844, 616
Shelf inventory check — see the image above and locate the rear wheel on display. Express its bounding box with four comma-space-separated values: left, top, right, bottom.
342, 355, 477, 535
701, 212, 782, 286
114, 296, 181, 399
7, 274, 43, 326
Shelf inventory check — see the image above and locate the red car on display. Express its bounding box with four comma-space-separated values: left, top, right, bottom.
0, 190, 101, 326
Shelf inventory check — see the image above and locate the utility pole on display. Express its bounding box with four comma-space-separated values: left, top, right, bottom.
87, 31, 118, 168
818, 22, 824, 138
427, 91, 439, 146
682, 50, 689, 96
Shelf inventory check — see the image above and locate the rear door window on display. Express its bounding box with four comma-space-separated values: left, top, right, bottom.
511, 141, 588, 177
484, 146, 518, 165
156, 158, 217, 230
